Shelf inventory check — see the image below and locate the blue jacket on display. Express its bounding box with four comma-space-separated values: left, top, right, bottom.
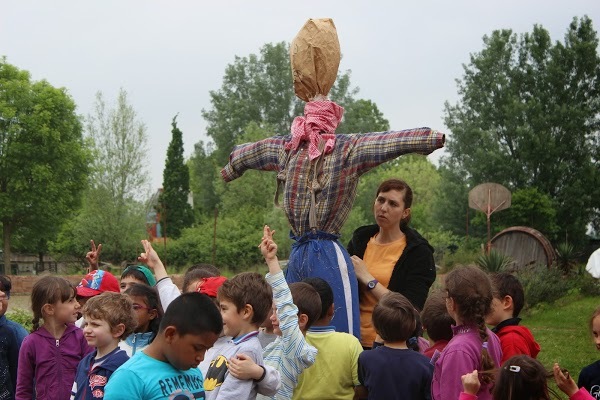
0, 315, 28, 400
71, 347, 129, 400
118, 331, 155, 357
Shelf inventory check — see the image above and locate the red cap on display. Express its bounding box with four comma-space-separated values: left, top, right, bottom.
196, 276, 228, 298
76, 270, 120, 297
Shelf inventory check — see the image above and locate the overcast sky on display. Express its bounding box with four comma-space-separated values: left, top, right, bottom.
2, 1, 599, 191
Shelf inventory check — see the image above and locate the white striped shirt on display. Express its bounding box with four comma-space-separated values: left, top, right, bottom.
257, 272, 317, 400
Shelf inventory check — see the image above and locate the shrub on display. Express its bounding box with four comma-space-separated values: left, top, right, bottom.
6, 308, 33, 332
555, 242, 578, 275
519, 264, 571, 309
422, 230, 461, 266
439, 236, 484, 272
570, 269, 600, 297
476, 250, 513, 272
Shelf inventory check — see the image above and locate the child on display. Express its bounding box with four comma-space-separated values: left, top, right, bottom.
0, 275, 28, 400
258, 309, 278, 349
421, 289, 454, 359
486, 272, 540, 364
138, 239, 224, 311
203, 270, 272, 400
431, 265, 502, 400
356, 292, 433, 400
75, 270, 121, 327
120, 283, 163, 357
71, 292, 137, 400
293, 277, 363, 400
183, 264, 221, 293
460, 355, 594, 400
16, 276, 92, 400
578, 305, 600, 397
103, 292, 223, 400
120, 265, 157, 292
228, 225, 320, 400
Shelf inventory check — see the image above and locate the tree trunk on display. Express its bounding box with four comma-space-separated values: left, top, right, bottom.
2, 222, 11, 275
38, 251, 44, 274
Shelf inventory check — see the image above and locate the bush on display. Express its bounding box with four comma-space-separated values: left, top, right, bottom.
439, 236, 484, 272
555, 242, 578, 275
6, 308, 33, 332
570, 270, 600, 297
422, 230, 461, 266
476, 250, 514, 272
519, 264, 572, 309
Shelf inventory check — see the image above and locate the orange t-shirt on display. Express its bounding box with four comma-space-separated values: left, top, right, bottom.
359, 234, 406, 347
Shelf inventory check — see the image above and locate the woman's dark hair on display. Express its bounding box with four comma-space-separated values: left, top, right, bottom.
445, 265, 496, 386
493, 355, 557, 400
376, 178, 413, 229
124, 283, 163, 338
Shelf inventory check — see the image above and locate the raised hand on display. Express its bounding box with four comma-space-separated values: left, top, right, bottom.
259, 225, 277, 261
138, 240, 161, 271
86, 240, 102, 272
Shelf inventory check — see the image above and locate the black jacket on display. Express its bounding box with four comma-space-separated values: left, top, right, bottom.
347, 224, 436, 310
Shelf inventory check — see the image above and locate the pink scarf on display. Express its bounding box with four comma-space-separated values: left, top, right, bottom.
285, 101, 344, 160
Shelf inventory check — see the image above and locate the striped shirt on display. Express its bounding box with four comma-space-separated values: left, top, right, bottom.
258, 272, 317, 400
221, 128, 444, 236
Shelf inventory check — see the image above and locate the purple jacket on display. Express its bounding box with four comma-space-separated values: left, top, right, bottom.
16, 324, 92, 400
431, 325, 502, 400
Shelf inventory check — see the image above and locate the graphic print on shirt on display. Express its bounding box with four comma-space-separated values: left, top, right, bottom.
590, 385, 600, 400
203, 355, 228, 391
89, 374, 108, 398
156, 373, 205, 399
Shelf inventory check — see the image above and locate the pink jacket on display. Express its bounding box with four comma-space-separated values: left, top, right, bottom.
459, 387, 594, 400
16, 324, 92, 400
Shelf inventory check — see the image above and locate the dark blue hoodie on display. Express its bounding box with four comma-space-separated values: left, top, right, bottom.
71, 347, 129, 400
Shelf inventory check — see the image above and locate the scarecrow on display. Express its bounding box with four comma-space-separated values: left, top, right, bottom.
221, 19, 444, 338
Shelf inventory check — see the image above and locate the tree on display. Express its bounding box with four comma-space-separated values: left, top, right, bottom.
0, 59, 89, 273
158, 116, 194, 239
188, 141, 219, 223
337, 99, 389, 134
442, 16, 600, 244
201, 41, 361, 166
476, 187, 559, 238
56, 89, 150, 263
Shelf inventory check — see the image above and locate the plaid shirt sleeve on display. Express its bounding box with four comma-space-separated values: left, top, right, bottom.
347, 128, 444, 175
221, 136, 286, 182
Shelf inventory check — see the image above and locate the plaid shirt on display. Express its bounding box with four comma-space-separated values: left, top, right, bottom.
221, 128, 444, 236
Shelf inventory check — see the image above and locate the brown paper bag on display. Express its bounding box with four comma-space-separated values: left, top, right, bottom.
290, 18, 341, 102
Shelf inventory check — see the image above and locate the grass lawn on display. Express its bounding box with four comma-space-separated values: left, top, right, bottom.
525, 295, 599, 395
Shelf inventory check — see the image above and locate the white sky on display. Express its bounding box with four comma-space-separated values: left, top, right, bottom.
2, 1, 599, 191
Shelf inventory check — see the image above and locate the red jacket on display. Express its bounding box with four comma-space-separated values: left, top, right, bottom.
496, 324, 540, 364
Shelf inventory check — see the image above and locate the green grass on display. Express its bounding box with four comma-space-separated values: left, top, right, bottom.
524, 295, 599, 390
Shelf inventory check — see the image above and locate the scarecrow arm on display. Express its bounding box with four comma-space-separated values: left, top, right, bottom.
348, 128, 445, 176
221, 136, 285, 182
